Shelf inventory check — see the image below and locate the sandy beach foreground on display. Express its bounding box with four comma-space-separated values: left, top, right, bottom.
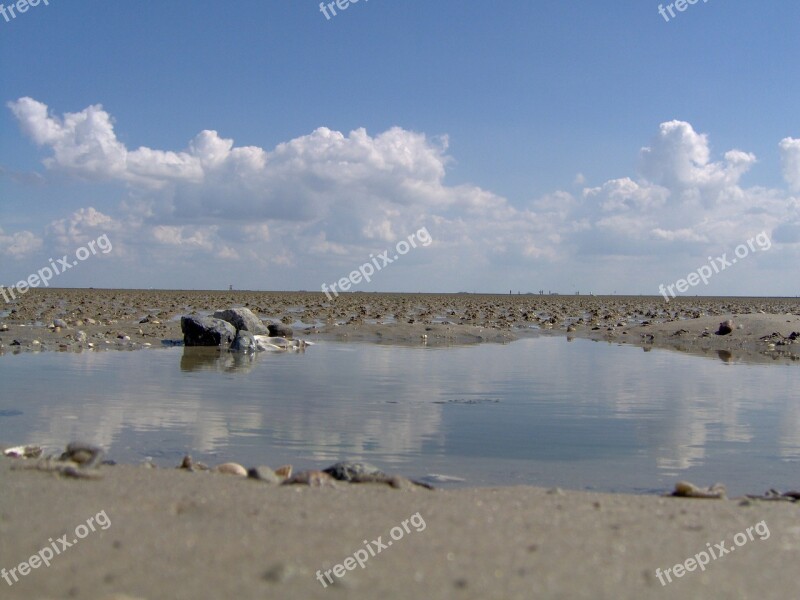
1, 457, 798, 600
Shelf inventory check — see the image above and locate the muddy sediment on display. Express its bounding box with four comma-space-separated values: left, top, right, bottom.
0, 289, 798, 364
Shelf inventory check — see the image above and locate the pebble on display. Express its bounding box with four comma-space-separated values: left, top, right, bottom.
215, 462, 248, 476
716, 320, 734, 335
323, 461, 386, 482
283, 470, 335, 487
274, 464, 293, 479
670, 480, 727, 499
247, 466, 282, 484
61, 442, 104, 467
177, 455, 209, 471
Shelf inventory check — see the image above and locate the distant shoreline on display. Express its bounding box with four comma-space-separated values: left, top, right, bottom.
0, 289, 798, 364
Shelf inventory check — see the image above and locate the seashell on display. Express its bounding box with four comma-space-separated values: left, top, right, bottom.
274, 464, 292, 479
671, 480, 726, 499
215, 462, 247, 476
3, 445, 43, 459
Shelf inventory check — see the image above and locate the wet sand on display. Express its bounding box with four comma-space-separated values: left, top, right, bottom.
1, 289, 799, 364
1, 457, 798, 599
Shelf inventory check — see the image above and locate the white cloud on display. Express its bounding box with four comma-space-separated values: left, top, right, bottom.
5, 100, 800, 293
46, 207, 123, 250
780, 137, 800, 191
640, 120, 756, 196
0, 227, 42, 258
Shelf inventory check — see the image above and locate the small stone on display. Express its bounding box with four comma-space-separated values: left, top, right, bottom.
177, 455, 209, 471
247, 466, 281, 484
283, 470, 335, 487
53, 318, 68, 328
323, 461, 386, 482
716, 320, 734, 335
215, 462, 248, 476
274, 464, 292, 479
671, 480, 727, 499
61, 442, 104, 467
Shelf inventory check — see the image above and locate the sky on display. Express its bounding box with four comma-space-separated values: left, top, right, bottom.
1, 0, 799, 296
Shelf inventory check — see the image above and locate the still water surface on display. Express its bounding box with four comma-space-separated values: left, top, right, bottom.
1, 337, 798, 495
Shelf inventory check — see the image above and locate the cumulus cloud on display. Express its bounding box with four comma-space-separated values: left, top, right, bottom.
0, 227, 42, 258
640, 120, 756, 197
5, 99, 799, 292
46, 207, 123, 250
780, 137, 800, 191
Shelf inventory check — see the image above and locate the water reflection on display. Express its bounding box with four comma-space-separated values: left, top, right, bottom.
180, 347, 260, 373
0, 338, 798, 494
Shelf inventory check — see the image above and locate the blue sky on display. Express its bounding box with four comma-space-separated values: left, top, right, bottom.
1, 0, 799, 295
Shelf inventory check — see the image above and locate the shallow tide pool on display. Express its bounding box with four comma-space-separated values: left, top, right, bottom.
1, 337, 798, 495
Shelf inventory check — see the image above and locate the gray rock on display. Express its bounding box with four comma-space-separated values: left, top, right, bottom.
716, 320, 734, 336
213, 308, 268, 334
181, 316, 236, 347
323, 461, 386, 482
53, 318, 68, 328
267, 322, 293, 338
231, 330, 258, 353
